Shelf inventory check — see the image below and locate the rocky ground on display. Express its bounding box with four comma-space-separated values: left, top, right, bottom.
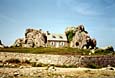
0, 52, 115, 78
0, 66, 115, 78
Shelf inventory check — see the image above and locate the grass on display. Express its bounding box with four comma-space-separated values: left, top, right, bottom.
94, 49, 114, 55
86, 63, 102, 69
0, 47, 114, 55
0, 47, 90, 55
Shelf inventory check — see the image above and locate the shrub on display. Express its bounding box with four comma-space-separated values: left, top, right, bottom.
5, 58, 20, 63
94, 49, 114, 55
36, 63, 47, 67
66, 30, 75, 42
0, 63, 4, 67
86, 63, 101, 69
31, 62, 48, 67
55, 64, 76, 68
24, 60, 30, 64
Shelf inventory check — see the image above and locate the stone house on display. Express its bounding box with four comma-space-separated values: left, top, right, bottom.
46, 32, 68, 48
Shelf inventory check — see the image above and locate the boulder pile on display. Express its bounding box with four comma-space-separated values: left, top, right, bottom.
12, 29, 47, 48
65, 25, 96, 49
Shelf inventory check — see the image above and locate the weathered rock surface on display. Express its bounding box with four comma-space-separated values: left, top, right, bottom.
1, 52, 115, 68
0, 52, 115, 78
12, 29, 47, 48
0, 40, 4, 48
65, 25, 96, 49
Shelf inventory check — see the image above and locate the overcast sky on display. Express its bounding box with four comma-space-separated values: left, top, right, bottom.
0, 0, 115, 48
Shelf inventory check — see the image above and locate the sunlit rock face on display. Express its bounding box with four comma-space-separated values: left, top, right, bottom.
12, 28, 47, 48
65, 25, 96, 49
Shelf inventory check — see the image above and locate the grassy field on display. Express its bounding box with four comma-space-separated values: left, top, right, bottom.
0, 47, 114, 55
0, 47, 90, 55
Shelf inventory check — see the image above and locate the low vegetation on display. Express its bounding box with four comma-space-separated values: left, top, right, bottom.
65, 30, 75, 42
0, 47, 90, 55
5, 58, 21, 63
94, 49, 114, 55
86, 63, 102, 69
0, 47, 114, 55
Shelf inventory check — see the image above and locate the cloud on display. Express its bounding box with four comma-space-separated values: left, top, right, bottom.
71, 3, 101, 16
56, 0, 101, 16
103, 0, 115, 5
0, 14, 16, 23
56, 0, 115, 16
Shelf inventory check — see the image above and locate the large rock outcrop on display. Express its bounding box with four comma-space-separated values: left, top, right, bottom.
0, 40, 5, 48
12, 29, 47, 48
65, 25, 96, 49
13, 25, 97, 49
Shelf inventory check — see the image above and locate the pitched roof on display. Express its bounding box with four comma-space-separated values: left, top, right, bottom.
47, 33, 67, 41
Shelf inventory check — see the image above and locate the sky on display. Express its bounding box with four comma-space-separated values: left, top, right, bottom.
0, 0, 115, 48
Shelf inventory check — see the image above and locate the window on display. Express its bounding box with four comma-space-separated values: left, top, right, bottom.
62, 42, 64, 46
60, 42, 64, 46
50, 42, 55, 46
59, 36, 63, 39
52, 35, 56, 38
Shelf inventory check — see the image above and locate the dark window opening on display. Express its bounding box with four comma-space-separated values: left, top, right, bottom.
52, 35, 56, 38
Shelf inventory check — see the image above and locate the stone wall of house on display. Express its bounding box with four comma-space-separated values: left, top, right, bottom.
47, 41, 68, 48
0, 52, 115, 67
